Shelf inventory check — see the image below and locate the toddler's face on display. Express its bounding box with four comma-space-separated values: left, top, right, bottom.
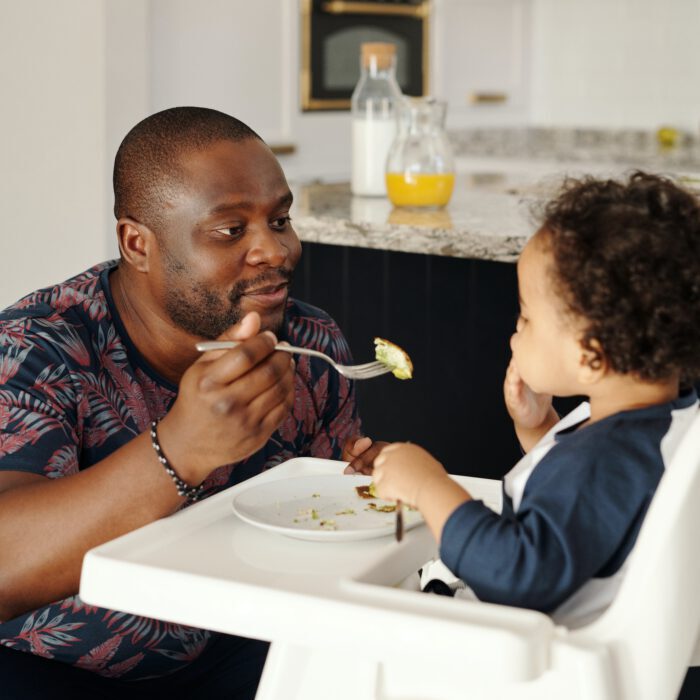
510, 232, 585, 396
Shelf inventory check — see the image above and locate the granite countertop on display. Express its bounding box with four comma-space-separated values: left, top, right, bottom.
291, 128, 700, 264
291, 173, 532, 264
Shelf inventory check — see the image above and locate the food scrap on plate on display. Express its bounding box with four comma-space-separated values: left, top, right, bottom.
355, 482, 378, 499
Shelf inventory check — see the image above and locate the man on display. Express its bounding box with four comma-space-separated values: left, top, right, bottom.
0, 107, 376, 698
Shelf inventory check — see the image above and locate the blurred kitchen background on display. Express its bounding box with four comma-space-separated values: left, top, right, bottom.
2, 0, 699, 309
2, 0, 700, 482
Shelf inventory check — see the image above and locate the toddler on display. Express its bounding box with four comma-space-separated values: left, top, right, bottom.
373, 171, 700, 626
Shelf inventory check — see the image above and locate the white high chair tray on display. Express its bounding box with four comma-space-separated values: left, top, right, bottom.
81, 458, 549, 674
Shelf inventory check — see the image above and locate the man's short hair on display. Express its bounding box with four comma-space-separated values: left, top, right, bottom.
113, 106, 261, 230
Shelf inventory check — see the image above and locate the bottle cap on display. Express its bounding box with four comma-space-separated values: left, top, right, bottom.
361, 42, 396, 70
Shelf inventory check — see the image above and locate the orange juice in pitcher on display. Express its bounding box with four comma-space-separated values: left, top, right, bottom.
386, 172, 455, 208
385, 97, 455, 209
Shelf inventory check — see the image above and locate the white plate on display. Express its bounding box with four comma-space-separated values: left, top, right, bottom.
231, 474, 423, 542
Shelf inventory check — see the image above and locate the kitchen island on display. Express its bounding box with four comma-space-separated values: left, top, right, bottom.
291, 172, 531, 263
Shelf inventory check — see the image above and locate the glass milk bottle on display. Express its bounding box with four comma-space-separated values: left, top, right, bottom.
386, 97, 455, 208
351, 42, 403, 197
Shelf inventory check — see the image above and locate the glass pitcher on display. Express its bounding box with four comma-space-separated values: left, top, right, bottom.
385, 97, 455, 209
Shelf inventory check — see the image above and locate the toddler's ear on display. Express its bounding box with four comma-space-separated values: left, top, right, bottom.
578, 339, 606, 384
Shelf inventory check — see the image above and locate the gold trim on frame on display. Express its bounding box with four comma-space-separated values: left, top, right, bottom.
422, 1, 430, 96
321, 1, 428, 18
468, 92, 508, 104
300, 0, 431, 112
300, 0, 314, 111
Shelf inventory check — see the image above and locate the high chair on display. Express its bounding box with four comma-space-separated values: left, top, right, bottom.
257, 406, 700, 700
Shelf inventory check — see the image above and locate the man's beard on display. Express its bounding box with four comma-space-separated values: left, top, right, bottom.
162, 256, 293, 339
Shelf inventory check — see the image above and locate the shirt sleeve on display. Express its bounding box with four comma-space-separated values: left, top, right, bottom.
439, 437, 658, 612
305, 322, 361, 460
0, 318, 80, 478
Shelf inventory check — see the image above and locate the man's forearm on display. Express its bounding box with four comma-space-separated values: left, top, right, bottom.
0, 431, 185, 621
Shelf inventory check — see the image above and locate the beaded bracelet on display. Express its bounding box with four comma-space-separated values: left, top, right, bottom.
150, 420, 205, 503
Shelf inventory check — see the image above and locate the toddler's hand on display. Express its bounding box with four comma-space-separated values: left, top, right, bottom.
373, 442, 448, 507
503, 358, 552, 430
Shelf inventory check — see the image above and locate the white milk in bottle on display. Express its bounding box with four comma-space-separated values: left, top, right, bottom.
350, 43, 403, 197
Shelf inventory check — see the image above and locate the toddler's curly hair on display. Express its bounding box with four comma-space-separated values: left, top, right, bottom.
538, 171, 700, 382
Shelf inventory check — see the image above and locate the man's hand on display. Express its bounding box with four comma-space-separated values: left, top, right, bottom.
157, 312, 295, 484
503, 358, 558, 452
342, 435, 389, 475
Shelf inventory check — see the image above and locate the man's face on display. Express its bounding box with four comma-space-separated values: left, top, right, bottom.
154, 138, 302, 338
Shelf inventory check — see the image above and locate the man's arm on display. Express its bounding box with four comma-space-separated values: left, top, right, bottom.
0, 323, 294, 621
0, 434, 187, 620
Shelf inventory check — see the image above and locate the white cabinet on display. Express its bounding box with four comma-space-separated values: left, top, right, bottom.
0, 0, 113, 308
150, 0, 294, 147
431, 0, 532, 128
149, 0, 351, 183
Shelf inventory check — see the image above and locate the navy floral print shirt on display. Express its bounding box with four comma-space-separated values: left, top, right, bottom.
0, 261, 360, 680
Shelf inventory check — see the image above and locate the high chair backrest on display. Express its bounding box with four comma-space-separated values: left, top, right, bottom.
579, 405, 700, 700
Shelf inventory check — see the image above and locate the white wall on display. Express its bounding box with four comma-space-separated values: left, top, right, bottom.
0, 0, 150, 309
530, 0, 700, 131
150, 0, 292, 145
105, 0, 151, 257
149, 0, 353, 184
0, 0, 108, 309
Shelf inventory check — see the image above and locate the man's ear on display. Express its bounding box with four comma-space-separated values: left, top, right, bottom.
577, 338, 607, 385
116, 217, 155, 273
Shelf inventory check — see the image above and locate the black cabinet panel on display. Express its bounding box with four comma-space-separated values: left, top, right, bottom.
292, 242, 576, 480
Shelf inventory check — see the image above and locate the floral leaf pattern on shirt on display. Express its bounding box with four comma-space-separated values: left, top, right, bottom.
0, 389, 65, 459
0, 261, 360, 680
35, 318, 91, 367
59, 596, 98, 617
103, 611, 182, 647
75, 634, 123, 672
0, 344, 32, 384
100, 652, 145, 679
79, 373, 137, 447
32, 364, 77, 408
279, 357, 316, 443
13, 610, 85, 658
45, 445, 79, 478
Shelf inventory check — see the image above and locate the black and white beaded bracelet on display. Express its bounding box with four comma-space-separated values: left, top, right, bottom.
150, 420, 205, 503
